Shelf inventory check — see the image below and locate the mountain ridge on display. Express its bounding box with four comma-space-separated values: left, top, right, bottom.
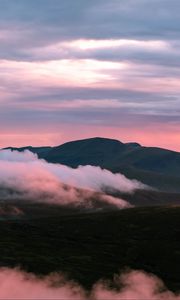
3, 137, 179, 155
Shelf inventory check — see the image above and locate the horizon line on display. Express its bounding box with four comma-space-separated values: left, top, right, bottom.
1, 136, 180, 154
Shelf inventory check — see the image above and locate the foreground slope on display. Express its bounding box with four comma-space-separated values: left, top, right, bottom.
0, 204, 180, 292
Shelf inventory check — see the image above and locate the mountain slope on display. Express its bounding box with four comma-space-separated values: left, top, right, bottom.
45, 137, 180, 174
44, 137, 180, 192
3, 137, 180, 192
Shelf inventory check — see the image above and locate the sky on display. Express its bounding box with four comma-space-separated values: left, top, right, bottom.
0, 0, 179, 151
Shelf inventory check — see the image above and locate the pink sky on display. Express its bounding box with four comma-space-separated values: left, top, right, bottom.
1, 123, 179, 152
0, 1, 179, 152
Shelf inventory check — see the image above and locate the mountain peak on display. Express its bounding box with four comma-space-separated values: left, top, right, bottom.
58, 137, 124, 146
125, 142, 141, 148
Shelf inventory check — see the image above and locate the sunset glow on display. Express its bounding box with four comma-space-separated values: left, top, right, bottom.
0, 0, 179, 151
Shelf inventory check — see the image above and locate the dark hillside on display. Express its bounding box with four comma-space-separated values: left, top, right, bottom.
0, 203, 180, 292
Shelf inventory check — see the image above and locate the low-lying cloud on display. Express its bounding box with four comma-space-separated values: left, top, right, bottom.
0, 268, 178, 300
0, 149, 147, 210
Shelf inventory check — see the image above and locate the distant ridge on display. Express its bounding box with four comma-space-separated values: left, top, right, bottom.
2, 137, 180, 192
4, 146, 52, 158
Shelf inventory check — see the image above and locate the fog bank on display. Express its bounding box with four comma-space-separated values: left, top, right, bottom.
0, 150, 147, 209
0, 268, 178, 300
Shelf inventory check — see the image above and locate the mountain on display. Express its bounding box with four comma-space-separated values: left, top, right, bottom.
3, 137, 180, 192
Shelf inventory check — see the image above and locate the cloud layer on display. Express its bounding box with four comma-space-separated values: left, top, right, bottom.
0, 149, 146, 209
0, 268, 178, 300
